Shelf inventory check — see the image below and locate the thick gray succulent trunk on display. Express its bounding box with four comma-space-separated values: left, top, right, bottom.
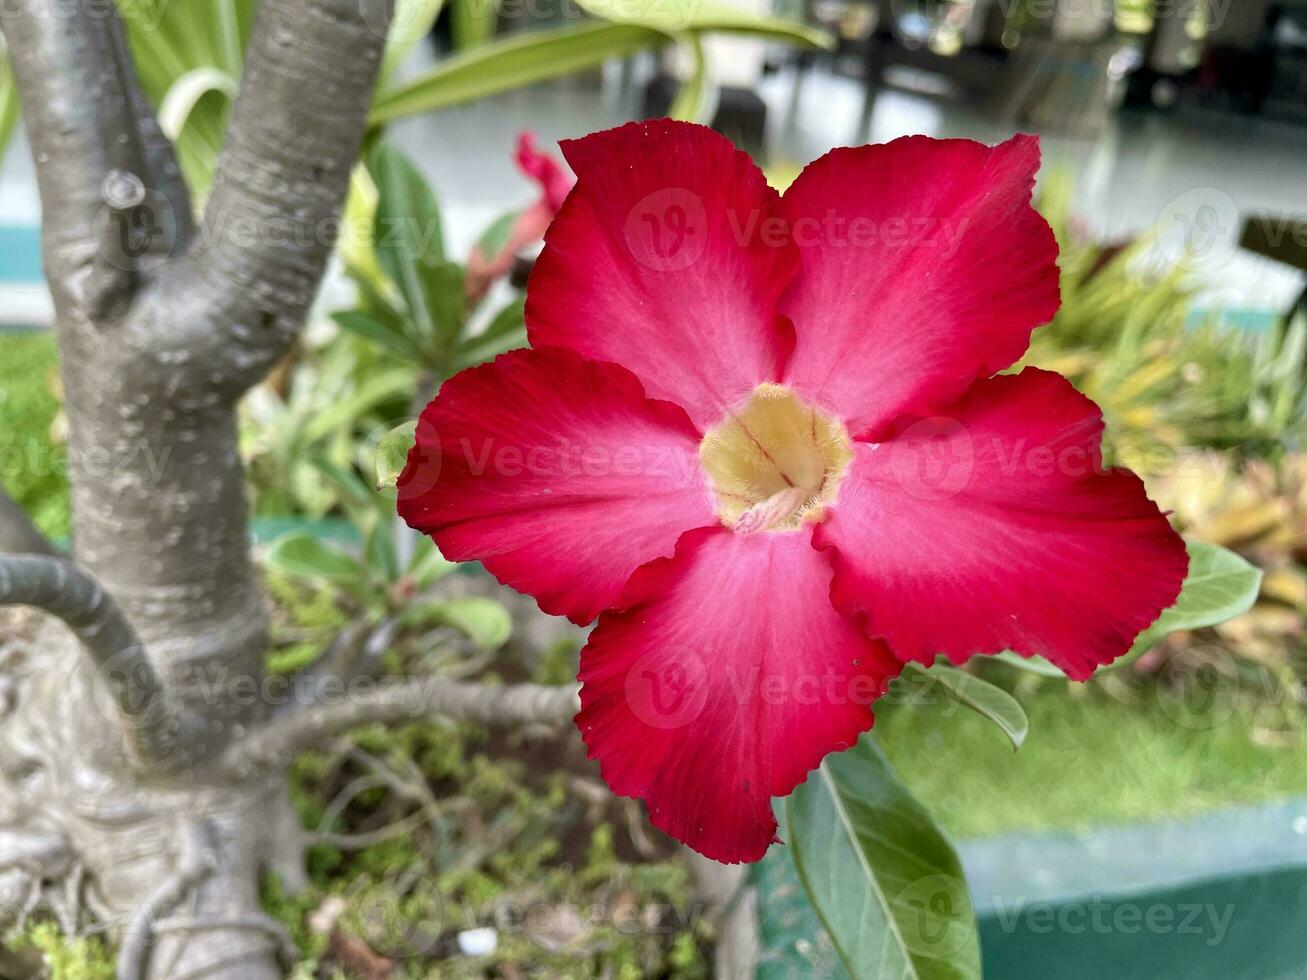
0, 3, 579, 977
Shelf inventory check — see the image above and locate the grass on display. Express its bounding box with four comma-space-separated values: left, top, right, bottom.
0, 331, 68, 541
877, 673, 1307, 840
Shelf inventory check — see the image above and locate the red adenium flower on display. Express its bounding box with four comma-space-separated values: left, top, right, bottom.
465, 133, 576, 302
399, 120, 1188, 864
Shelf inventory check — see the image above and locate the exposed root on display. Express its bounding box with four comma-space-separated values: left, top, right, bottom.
116, 820, 217, 980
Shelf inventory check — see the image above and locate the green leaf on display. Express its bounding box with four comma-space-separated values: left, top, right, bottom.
375, 421, 418, 491
369, 23, 669, 125
753, 829, 851, 979
474, 209, 521, 263
451, 0, 498, 51
407, 537, 457, 589
300, 368, 414, 445
902, 662, 1027, 750
998, 539, 1263, 678
381, 0, 448, 85
307, 455, 376, 511
422, 260, 470, 353
573, 0, 832, 47
157, 66, 238, 141
333, 309, 424, 363
346, 261, 408, 333
365, 517, 400, 583
452, 298, 527, 370
264, 531, 367, 585
0, 50, 19, 165
786, 736, 981, 980
667, 33, 718, 124
402, 596, 512, 649
369, 141, 452, 346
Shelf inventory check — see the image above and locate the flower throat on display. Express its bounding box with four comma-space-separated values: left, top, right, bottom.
699, 383, 854, 534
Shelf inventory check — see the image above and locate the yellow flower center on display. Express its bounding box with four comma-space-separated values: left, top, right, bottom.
699, 383, 854, 533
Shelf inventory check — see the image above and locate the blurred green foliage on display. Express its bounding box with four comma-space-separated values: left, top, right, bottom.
1028, 175, 1307, 462
0, 332, 68, 541
5, 923, 115, 980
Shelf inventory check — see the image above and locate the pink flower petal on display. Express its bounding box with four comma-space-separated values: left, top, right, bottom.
779, 135, 1060, 439
526, 119, 796, 431
397, 347, 715, 625
577, 525, 901, 863
516, 132, 574, 213
814, 369, 1189, 680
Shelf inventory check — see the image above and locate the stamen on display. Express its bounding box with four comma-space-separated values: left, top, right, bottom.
734, 487, 813, 535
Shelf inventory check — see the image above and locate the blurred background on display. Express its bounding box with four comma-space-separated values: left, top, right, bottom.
1, 1, 1306, 977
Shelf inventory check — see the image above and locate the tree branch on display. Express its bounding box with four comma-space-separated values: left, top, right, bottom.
0, 0, 190, 318
221, 680, 581, 776
0, 490, 56, 557
0, 555, 190, 765
160, 0, 392, 396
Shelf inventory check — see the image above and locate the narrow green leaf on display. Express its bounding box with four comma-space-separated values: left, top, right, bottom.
346, 261, 408, 333
421, 260, 470, 352
333, 309, 425, 363
307, 455, 376, 510
474, 209, 521, 262
265, 531, 367, 584
902, 662, 1027, 750
998, 538, 1263, 678
369, 23, 669, 125
451, 0, 499, 51
573, 0, 832, 47
365, 518, 401, 582
402, 596, 512, 649
452, 298, 527, 369
375, 421, 418, 491
786, 736, 981, 980
381, 0, 448, 85
369, 141, 448, 344
407, 537, 457, 589
300, 368, 414, 445
157, 66, 238, 141
0, 50, 23, 163
669, 33, 721, 124
667, 34, 718, 124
